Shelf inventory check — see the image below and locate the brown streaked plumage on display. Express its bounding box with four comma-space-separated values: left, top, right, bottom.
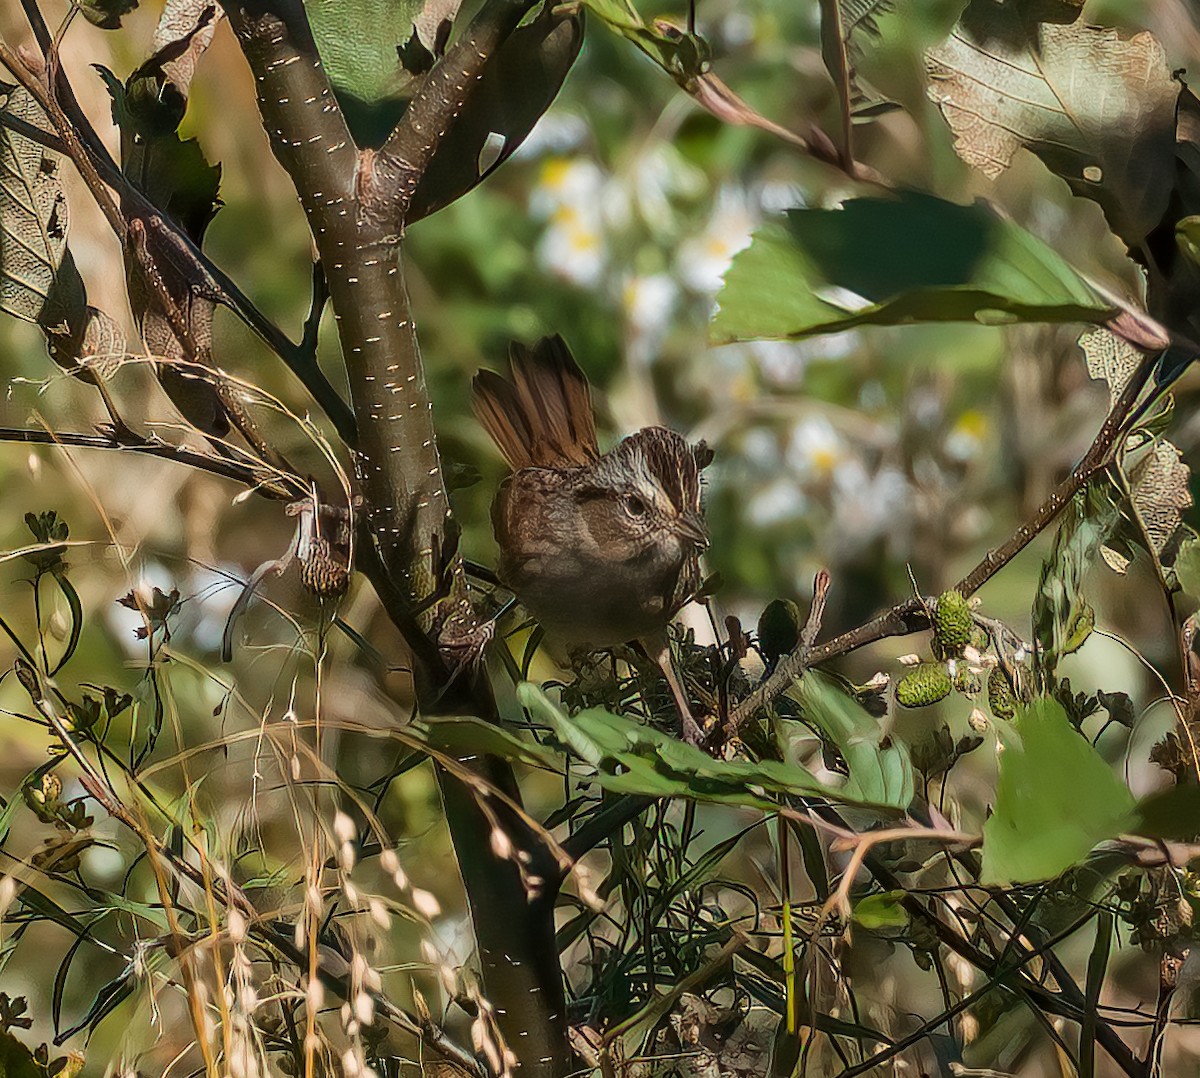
473, 336, 713, 742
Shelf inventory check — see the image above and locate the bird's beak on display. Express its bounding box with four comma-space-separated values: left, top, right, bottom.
677, 510, 709, 550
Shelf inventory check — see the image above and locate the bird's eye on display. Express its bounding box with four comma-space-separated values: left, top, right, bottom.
623, 494, 648, 518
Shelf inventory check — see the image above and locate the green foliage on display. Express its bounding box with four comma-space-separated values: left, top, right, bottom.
931, 589, 972, 654
981, 698, 1136, 885
852, 889, 908, 930
787, 672, 914, 808
711, 191, 1112, 344
517, 678, 914, 810
1032, 479, 1122, 687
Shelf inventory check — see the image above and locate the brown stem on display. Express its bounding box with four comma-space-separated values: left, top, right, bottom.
0, 425, 301, 496
364, 0, 542, 231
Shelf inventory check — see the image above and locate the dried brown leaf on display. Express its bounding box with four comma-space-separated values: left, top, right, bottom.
1080, 327, 1141, 407
151, 0, 221, 95
1129, 440, 1192, 561
0, 84, 71, 326
926, 5, 1178, 244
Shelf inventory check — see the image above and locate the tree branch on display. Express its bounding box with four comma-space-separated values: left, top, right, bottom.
363, 0, 543, 232
218, 5, 572, 1072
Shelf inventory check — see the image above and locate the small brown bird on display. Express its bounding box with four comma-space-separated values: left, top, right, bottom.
472, 335, 713, 742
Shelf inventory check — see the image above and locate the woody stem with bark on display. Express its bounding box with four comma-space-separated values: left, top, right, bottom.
217, 3, 570, 1073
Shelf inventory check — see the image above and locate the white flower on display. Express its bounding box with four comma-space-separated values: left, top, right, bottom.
514, 112, 588, 159
623, 274, 678, 346
786, 415, 846, 483
677, 187, 756, 294
537, 206, 606, 286
740, 427, 781, 469
758, 180, 806, 215
830, 460, 913, 553
529, 157, 606, 219
747, 478, 807, 527
945, 409, 989, 462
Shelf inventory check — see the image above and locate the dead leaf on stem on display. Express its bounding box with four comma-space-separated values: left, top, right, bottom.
926, 3, 1179, 245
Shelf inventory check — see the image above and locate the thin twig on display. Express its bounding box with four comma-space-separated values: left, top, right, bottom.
727, 568, 830, 730
0, 425, 300, 498
732, 350, 1158, 723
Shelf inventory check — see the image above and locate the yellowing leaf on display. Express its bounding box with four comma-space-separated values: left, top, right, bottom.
927, 5, 1178, 244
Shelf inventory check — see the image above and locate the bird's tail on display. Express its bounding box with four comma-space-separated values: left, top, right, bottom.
471, 335, 599, 470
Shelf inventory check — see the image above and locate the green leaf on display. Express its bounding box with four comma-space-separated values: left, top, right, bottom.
580, 0, 711, 83
416, 715, 563, 771
788, 672, 915, 810
1033, 477, 1122, 683
48, 572, 83, 677
1176, 534, 1200, 599
981, 698, 1135, 884
515, 683, 908, 811
0, 1030, 42, 1078
852, 890, 908, 930
305, 0, 454, 145
926, 3, 1178, 246
711, 191, 1111, 344
1131, 785, 1200, 841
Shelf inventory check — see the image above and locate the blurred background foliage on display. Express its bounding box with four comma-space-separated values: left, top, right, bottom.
0, 0, 1196, 1074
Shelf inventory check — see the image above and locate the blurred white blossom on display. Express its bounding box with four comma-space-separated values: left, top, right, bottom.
623, 274, 678, 355
830, 460, 913, 554
538, 208, 606, 286
515, 112, 589, 159
530, 157, 606, 218
677, 187, 756, 294
532, 158, 609, 286
786, 414, 846, 483
945, 409, 989, 462
747, 477, 807, 527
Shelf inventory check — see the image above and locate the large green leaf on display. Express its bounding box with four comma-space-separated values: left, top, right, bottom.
926, 1, 1178, 246
787, 672, 914, 809
981, 698, 1135, 884
516, 682, 911, 811
0, 1031, 42, 1078
711, 191, 1111, 344
305, 0, 441, 142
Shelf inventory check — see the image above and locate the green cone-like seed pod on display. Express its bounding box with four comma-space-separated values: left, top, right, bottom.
896, 664, 953, 708
757, 598, 801, 665
988, 666, 1016, 719
933, 590, 973, 654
